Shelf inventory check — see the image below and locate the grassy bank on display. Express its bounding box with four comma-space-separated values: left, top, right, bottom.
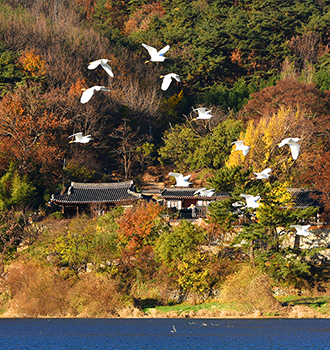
1, 296, 329, 319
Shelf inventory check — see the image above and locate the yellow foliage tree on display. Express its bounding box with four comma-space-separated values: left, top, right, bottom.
226, 107, 315, 183
18, 50, 46, 77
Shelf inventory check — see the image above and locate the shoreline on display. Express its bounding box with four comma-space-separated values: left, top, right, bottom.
1, 305, 329, 319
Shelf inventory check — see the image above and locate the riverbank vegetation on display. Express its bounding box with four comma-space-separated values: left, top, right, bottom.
0, 202, 329, 318
1, 0, 330, 317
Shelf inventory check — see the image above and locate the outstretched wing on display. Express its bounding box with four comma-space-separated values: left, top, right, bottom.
278, 138, 290, 148
232, 140, 244, 147
240, 194, 251, 200
68, 132, 83, 139
261, 168, 272, 175
168, 172, 182, 179
289, 143, 300, 160
101, 62, 114, 77
161, 75, 172, 91
142, 43, 157, 57
194, 107, 207, 113
88, 60, 101, 70
80, 87, 95, 104
193, 188, 204, 196
158, 45, 170, 56
242, 146, 250, 156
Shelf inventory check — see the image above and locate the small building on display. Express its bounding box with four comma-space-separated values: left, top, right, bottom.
51, 180, 143, 216
288, 188, 322, 209
159, 187, 229, 219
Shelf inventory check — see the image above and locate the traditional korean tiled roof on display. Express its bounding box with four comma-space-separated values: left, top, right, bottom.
51, 181, 141, 205
160, 187, 229, 200
288, 188, 322, 208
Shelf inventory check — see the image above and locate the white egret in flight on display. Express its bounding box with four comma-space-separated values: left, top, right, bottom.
142, 43, 170, 62
253, 168, 272, 179
290, 224, 311, 237
192, 108, 214, 120
68, 132, 92, 144
193, 188, 215, 197
278, 138, 301, 160
80, 86, 110, 104
168, 172, 192, 187
160, 73, 181, 91
88, 59, 114, 77
232, 140, 250, 156
240, 194, 261, 208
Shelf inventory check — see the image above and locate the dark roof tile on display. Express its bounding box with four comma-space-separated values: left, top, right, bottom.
160, 187, 229, 199
288, 188, 322, 208
51, 181, 140, 205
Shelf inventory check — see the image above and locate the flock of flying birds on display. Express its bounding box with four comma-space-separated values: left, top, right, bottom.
68, 43, 310, 238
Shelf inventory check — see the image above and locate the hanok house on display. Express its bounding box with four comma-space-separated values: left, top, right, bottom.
159, 187, 229, 219
288, 188, 323, 220
51, 180, 143, 216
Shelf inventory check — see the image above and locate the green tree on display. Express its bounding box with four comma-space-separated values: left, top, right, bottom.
50, 217, 96, 273
155, 220, 210, 294
91, 208, 123, 274
159, 118, 244, 172
0, 164, 36, 210
208, 167, 317, 287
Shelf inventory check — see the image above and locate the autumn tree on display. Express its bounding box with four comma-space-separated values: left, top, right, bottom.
0, 87, 70, 190
116, 201, 168, 284
240, 78, 330, 125
226, 107, 316, 185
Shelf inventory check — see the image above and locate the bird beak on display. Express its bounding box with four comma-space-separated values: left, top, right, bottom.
145, 60, 150, 64
69, 140, 74, 143
159, 75, 164, 78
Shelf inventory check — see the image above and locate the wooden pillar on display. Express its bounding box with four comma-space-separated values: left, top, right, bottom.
76, 206, 79, 217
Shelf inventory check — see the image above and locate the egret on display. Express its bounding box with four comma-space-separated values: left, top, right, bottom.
68, 132, 92, 144
170, 325, 177, 333
232, 201, 245, 207
193, 188, 215, 197
290, 224, 311, 237
168, 172, 192, 187
88, 59, 114, 77
192, 107, 213, 120
142, 43, 170, 62
232, 140, 250, 156
253, 168, 272, 179
278, 138, 301, 160
160, 73, 181, 91
80, 86, 110, 104
240, 194, 261, 208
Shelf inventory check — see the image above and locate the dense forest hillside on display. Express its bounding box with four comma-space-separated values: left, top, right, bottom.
1, 0, 330, 317
0, 0, 329, 202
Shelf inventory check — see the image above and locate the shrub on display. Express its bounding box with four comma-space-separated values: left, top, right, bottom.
220, 264, 280, 315
49, 211, 64, 220
5, 260, 71, 317
69, 274, 126, 317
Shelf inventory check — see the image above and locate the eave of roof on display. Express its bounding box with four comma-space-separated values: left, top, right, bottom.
51, 180, 140, 205
159, 187, 229, 200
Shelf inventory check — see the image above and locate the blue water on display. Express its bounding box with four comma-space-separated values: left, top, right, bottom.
0, 318, 329, 349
